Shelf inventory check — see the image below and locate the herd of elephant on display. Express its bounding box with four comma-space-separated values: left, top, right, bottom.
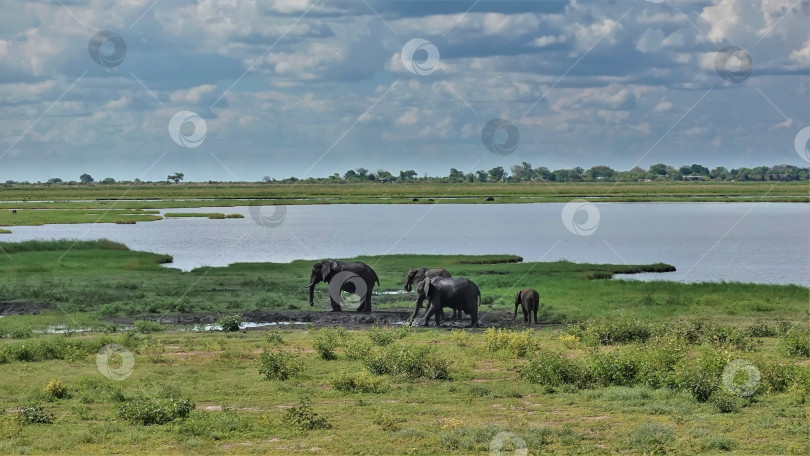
306, 260, 542, 327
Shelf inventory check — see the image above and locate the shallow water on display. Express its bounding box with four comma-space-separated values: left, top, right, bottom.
2, 203, 808, 286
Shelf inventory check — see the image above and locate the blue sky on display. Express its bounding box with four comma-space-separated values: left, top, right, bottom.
0, 0, 808, 182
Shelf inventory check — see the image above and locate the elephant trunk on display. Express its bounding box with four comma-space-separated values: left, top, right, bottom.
308, 280, 316, 306
404, 282, 412, 292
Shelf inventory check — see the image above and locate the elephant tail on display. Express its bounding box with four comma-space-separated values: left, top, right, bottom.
372, 269, 380, 286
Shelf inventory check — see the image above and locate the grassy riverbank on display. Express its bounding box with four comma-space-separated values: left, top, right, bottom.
0, 241, 808, 454
0, 181, 805, 227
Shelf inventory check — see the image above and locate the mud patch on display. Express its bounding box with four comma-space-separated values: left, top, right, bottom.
0, 300, 48, 316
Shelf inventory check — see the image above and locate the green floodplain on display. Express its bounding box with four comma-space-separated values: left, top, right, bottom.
0, 181, 808, 454
0, 238, 807, 454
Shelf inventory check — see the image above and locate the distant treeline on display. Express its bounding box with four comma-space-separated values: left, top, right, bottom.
3, 163, 809, 185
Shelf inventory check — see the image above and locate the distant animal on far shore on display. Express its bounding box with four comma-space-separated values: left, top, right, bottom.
11, 210, 16, 215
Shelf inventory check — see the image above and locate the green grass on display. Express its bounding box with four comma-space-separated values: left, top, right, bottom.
0, 241, 806, 327
164, 212, 227, 219
0, 327, 807, 455
0, 181, 805, 227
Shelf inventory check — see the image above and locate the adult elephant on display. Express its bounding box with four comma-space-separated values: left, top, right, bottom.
513, 288, 540, 324
403, 267, 460, 320
414, 277, 480, 328
308, 260, 379, 313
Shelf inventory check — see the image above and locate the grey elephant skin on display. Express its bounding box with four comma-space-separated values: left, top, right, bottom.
514, 288, 540, 324
404, 267, 460, 320
414, 277, 480, 328
308, 260, 379, 312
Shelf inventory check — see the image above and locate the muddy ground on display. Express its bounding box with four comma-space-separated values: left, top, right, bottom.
1, 299, 547, 329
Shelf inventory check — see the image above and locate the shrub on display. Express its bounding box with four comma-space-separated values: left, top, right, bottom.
44, 379, 69, 400
701, 436, 738, 451
450, 329, 471, 347
313, 328, 343, 360
484, 328, 536, 357
709, 390, 741, 413
558, 334, 580, 349
284, 398, 331, 431
17, 403, 54, 424
174, 409, 256, 439
589, 349, 639, 387
265, 330, 285, 345
368, 326, 397, 346
258, 349, 303, 381
133, 320, 166, 334
117, 396, 194, 425
330, 370, 389, 393
373, 408, 404, 431
629, 422, 675, 453
364, 345, 450, 380
216, 314, 242, 332
782, 327, 810, 357
746, 322, 777, 338
520, 349, 588, 388
566, 316, 653, 345
344, 337, 374, 361
138, 338, 166, 364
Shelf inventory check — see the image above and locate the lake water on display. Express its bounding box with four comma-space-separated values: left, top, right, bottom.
2, 203, 808, 286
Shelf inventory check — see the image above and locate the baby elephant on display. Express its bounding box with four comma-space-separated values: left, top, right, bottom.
514, 289, 540, 324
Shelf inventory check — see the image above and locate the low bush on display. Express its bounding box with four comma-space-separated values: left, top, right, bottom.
589, 349, 639, 387
117, 396, 194, 425
746, 322, 777, 338
629, 422, 675, 453
216, 314, 242, 332
264, 330, 285, 345
368, 326, 397, 346
484, 328, 536, 357
258, 349, 303, 381
364, 344, 450, 380
17, 403, 54, 424
782, 327, 810, 357
373, 408, 404, 431
330, 370, 389, 393
284, 398, 331, 431
313, 328, 343, 360
133, 320, 166, 334
566, 316, 653, 345
520, 349, 588, 388
450, 329, 472, 347
44, 379, 69, 400
344, 337, 374, 361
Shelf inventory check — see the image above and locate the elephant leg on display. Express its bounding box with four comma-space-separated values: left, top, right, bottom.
522, 305, 529, 323
330, 299, 342, 312
533, 307, 539, 324
468, 308, 478, 328
422, 305, 436, 326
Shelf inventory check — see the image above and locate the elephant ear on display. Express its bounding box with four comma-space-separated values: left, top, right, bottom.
321, 261, 332, 281
423, 278, 432, 297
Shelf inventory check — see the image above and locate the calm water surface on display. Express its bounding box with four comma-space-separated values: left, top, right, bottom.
2, 203, 808, 286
